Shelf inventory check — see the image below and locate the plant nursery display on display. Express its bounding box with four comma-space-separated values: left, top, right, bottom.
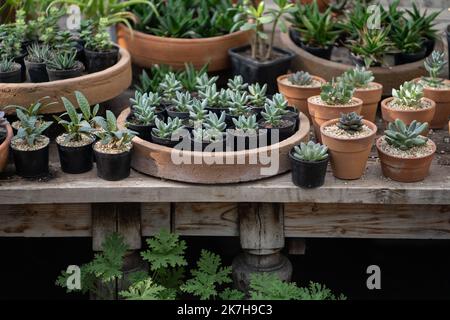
320, 112, 377, 180
0, 111, 12, 172
376, 119, 435, 182
289, 140, 329, 188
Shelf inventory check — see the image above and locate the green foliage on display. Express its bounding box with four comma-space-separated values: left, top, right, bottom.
199, 84, 220, 108
405, 2, 441, 40
219, 288, 246, 300
348, 27, 392, 68
336, 1, 371, 41
5, 98, 51, 120
248, 83, 267, 108
288, 71, 313, 86
172, 91, 193, 113
422, 51, 447, 88
81, 18, 114, 52
232, 114, 258, 132
390, 19, 423, 54
73, 91, 100, 126
26, 43, 52, 63
192, 127, 223, 143
0, 112, 8, 142
94, 110, 136, 150
261, 103, 283, 127
337, 112, 364, 132
384, 119, 428, 151
227, 75, 248, 92
159, 73, 183, 101
340, 66, 374, 88
178, 63, 208, 92
54, 97, 93, 143
0, 57, 16, 72
320, 79, 354, 105
54, 30, 77, 52
46, 49, 79, 70
152, 117, 184, 139
0, 31, 22, 59
196, 73, 218, 93
204, 111, 227, 132
227, 90, 250, 116
188, 99, 208, 123
180, 250, 232, 300
120, 278, 167, 300
292, 141, 328, 162
269, 93, 289, 112
14, 109, 52, 146
129, 91, 160, 125
392, 81, 424, 108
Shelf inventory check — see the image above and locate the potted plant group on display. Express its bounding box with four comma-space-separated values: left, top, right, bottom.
277, 71, 326, 120
46, 49, 84, 81
10, 109, 52, 178
93, 111, 136, 181
24, 43, 51, 82
0, 111, 13, 172
289, 141, 329, 188
340, 66, 383, 123
381, 81, 435, 132
127, 91, 161, 142
0, 57, 21, 83
376, 119, 435, 182
229, 0, 296, 94
415, 51, 450, 129
320, 112, 377, 180
307, 79, 362, 141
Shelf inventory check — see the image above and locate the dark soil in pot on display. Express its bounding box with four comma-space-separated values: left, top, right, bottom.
11, 140, 49, 178
126, 117, 155, 142
84, 47, 118, 73
94, 145, 132, 181
299, 42, 333, 60
227, 129, 267, 151
25, 59, 49, 83
0, 63, 22, 83
258, 119, 295, 145
394, 48, 426, 65
166, 106, 190, 120
14, 52, 27, 82
47, 61, 84, 81
151, 131, 189, 148
228, 45, 295, 95
57, 136, 95, 174
289, 151, 329, 188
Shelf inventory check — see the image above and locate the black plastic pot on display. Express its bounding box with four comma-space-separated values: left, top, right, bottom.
94, 147, 132, 181
126, 119, 155, 142
84, 47, 118, 73
151, 131, 189, 148
47, 61, 84, 81
394, 48, 426, 65
227, 129, 267, 151
14, 52, 27, 82
57, 139, 94, 174
289, 28, 303, 47
284, 106, 300, 131
299, 42, 333, 60
12, 143, 49, 178
258, 119, 295, 145
289, 151, 329, 189
423, 38, 435, 57
228, 45, 295, 95
166, 106, 189, 120
0, 63, 22, 83
75, 41, 85, 65
25, 59, 49, 83
205, 106, 229, 117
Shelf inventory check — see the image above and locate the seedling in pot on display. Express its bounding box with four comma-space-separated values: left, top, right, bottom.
230, 114, 262, 150
0, 56, 21, 83
260, 103, 284, 128
151, 117, 186, 148
340, 66, 374, 89
320, 79, 354, 105
421, 51, 448, 88
6, 97, 55, 131
176, 63, 209, 94
248, 83, 267, 110
127, 93, 158, 142
288, 71, 313, 86
46, 49, 83, 81
260, 102, 295, 142
135, 65, 173, 94
26, 43, 52, 63
347, 27, 391, 68
199, 84, 226, 112
159, 73, 183, 104
292, 141, 328, 162
232, 114, 258, 134
54, 30, 78, 53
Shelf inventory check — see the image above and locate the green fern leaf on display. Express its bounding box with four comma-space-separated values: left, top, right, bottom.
119, 278, 166, 300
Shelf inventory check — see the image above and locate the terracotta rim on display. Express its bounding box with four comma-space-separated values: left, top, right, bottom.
276, 74, 326, 89
307, 95, 364, 108
0, 123, 13, 152
382, 97, 436, 112
355, 82, 383, 92
320, 118, 377, 141
376, 136, 436, 161
412, 77, 450, 91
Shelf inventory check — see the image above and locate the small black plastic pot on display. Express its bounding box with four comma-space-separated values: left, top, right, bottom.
84, 47, 118, 73
12, 143, 49, 178
25, 58, 49, 83
423, 38, 435, 57
75, 41, 85, 65
284, 106, 300, 131
94, 147, 132, 181
166, 106, 189, 120
289, 28, 303, 47
47, 61, 84, 81
228, 45, 295, 95
151, 131, 189, 148
258, 119, 295, 145
0, 63, 22, 83
126, 120, 155, 142
289, 151, 328, 188
299, 42, 333, 60
57, 139, 94, 174
205, 106, 229, 117
14, 51, 27, 82
394, 48, 426, 65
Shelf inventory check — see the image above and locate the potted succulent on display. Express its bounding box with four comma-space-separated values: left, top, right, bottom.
340, 66, 383, 123
320, 112, 376, 180
24, 43, 52, 82
247, 83, 267, 115
415, 51, 450, 129
10, 109, 52, 178
198, 84, 228, 116
127, 91, 160, 142
229, 0, 296, 94
0, 57, 21, 83
151, 117, 187, 148
0, 111, 13, 172
289, 141, 329, 188
307, 79, 362, 141
347, 27, 391, 68
381, 81, 435, 132
258, 101, 295, 144
226, 90, 253, 126
46, 49, 84, 81
159, 73, 183, 108
54, 97, 95, 174
195, 73, 219, 96
191, 111, 228, 152
186, 99, 209, 132
390, 19, 426, 65
376, 119, 435, 182
277, 71, 326, 120
6, 98, 54, 134
166, 91, 192, 120
229, 114, 265, 151
93, 111, 136, 181
0, 28, 26, 81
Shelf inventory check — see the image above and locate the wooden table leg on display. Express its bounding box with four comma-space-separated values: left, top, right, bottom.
232, 203, 292, 292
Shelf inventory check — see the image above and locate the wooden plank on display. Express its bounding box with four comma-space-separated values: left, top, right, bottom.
285, 203, 450, 239
141, 203, 171, 236
0, 204, 91, 237
117, 203, 142, 250
92, 203, 116, 251
174, 203, 238, 236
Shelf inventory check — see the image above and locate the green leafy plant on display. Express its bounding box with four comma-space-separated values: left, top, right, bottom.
348, 27, 392, 67
269, 93, 289, 113
336, 1, 371, 40
46, 49, 79, 70
384, 119, 428, 151
232, 114, 258, 132
135, 65, 172, 93
392, 81, 424, 108
340, 66, 374, 89
422, 50, 447, 88
227, 90, 250, 116
70, 91, 101, 127
129, 91, 160, 125
54, 97, 93, 144
288, 71, 313, 86
26, 43, 52, 63
159, 73, 183, 102
196, 73, 218, 93
0, 32, 21, 59
0, 111, 8, 142
14, 109, 52, 146
204, 111, 227, 132
199, 84, 220, 108
227, 75, 248, 92
172, 91, 193, 113
81, 18, 114, 52
260, 103, 283, 127
188, 99, 208, 123
54, 30, 77, 52
320, 79, 354, 105
192, 127, 223, 143
0, 57, 16, 72
405, 2, 440, 41
390, 18, 424, 54
152, 117, 184, 139
248, 83, 267, 108
337, 112, 363, 132
292, 141, 328, 162
94, 110, 136, 151
5, 97, 54, 126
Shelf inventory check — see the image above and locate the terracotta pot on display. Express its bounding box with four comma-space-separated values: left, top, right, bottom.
376, 137, 435, 182
300, 0, 329, 11
413, 78, 450, 129
307, 96, 363, 142
0, 123, 13, 172
353, 82, 383, 123
277, 74, 326, 120
320, 118, 377, 180
116, 24, 252, 72
381, 97, 436, 133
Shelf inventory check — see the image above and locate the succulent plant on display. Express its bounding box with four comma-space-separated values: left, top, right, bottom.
14, 109, 52, 147
188, 99, 208, 123
204, 111, 227, 132
341, 66, 374, 88
232, 114, 258, 132
261, 103, 283, 127
384, 119, 428, 151
195, 73, 219, 93
199, 84, 220, 108
292, 141, 328, 162
172, 91, 193, 113
320, 79, 354, 105
178, 63, 209, 93
422, 50, 447, 88
152, 117, 184, 139
0, 57, 16, 72
269, 93, 289, 113
130, 91, 162, 112
288, 71, 313, 86
82, 17, 114, 52
46, 49, 79, 70
95, 111, 136, 150
0, 111, 9, 143
217, 88, 230, 109
227, 75, 248, 92
227, 90, 250, 116
392, 81, 424, 108
192, 127, 223, 143
248, 83, 267, 108
53, 97, 93, 143
26, 43, 52, 64
54, 30, 77, 53
159, 73, 183, 102
337, 112, 364, 132
347, 27, 392, 68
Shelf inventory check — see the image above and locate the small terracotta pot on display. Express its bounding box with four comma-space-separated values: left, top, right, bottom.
413, 78, 450, 129
320, 119, 377, 180
307, 96, 363, 142
0, 123, 13, 172
353, 82, 383, 123
277, 74, 325, 120
376, 137, 435, 182
381, 97, 436, 133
